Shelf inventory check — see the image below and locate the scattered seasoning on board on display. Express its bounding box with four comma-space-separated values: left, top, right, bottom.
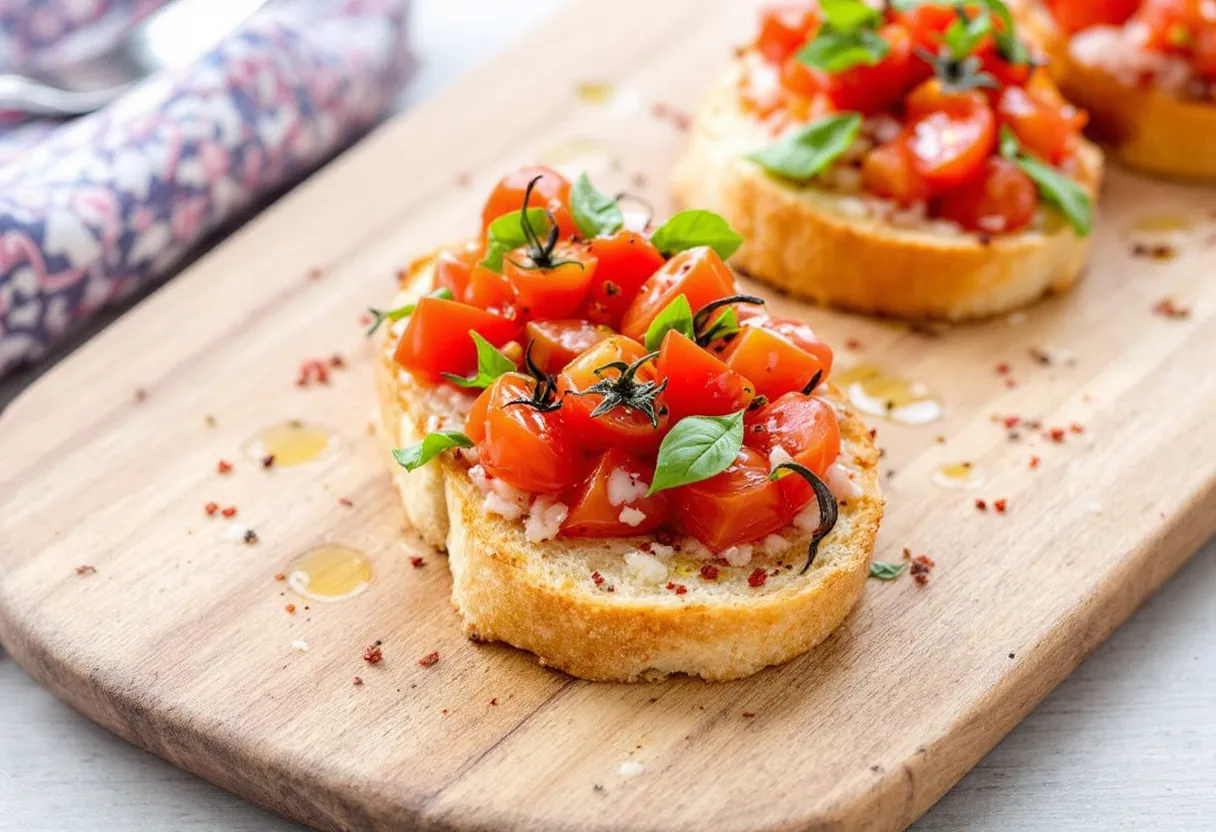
910, 555, 935, 586
418, 651, 440, 668
296, 359, 331, 387
1048, 427, 1066, 443
205, 414, 217, 428
1028, 347, 1052, 366
74, 564, 97, 576
845, 337, 864, 350
338, 497, 354, 507
358, 312, 373, 328
700, 563, 720, 581
1131, 241, 1176, 260
490, 697, 499, 706
329, 353, 346, 369
410, 557, 425, 568
455, 171, 471, 188
747, 568, 768, 588
995, 362, 1010, 375
274, 572, 286, 582
994, 498, 1008, 514
1069, 422, 1085, 434
134, 388, 148, 403
1153, 297, 1191, 319
1029, 455, 1041, 470
742, 711, 756, 719
353, 676, 364, 686
974, 498, 988, 512
306, 266, 324, 280
217, 459, 233, 474
363, 640, 384, 664
221, 506, 237, 518
243, 529, 259, 545
261, 454, 276, 469
285, 604, 296, 614
205, 501, 219, 516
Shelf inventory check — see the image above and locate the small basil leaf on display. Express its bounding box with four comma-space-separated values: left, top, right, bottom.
392, 430, 473, 472
869, 561, 908, 580
649, 210, 744, 260
365, 287, 454, 336
648, 411, 745, 495
644, 295, 695, 352
569, 172, 624, 239
999, 125, 1021, 160
747, 113, 862, 182
441, 331, 517, 389
481, 207, 549, 272
979, 0, 1031, 64
1014, 155, 1093, 236
819, 0, 881, 32
943, 8, 992, 58
797, 28, 889, 72
700, 307, 740, 343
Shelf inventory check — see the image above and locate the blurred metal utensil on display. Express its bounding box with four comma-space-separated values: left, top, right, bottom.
0, 0, 267, 119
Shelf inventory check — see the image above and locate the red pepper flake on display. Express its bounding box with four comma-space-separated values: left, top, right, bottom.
1029, 455, 1041, 469
1002, 415, 1021, 429
1004, 378, 1018, 389
261, 454, 276, 468
455, 171, 471, 188
665, 581, 688, 595
910, 554, 935, 585
742, 711, 756, 718
358, 312, 373, 328
1048, 427, 1066, 443
134, 388, 148, 403
901, 547, 912, 560
295, 358, 331, 387
591, 570, 604, 586
74, 564, 97, 576
353, 676, 363, 686
1153, 297, 1190, 319
363, 640, 383, 664
845, 337, 863, 350
220, 505, 237, 518
306, 266, 323, 280
699, 563, 720, 581
489, 697, 499, 706
747, 567, 768, 588
204, 501, 219, 516
974, 498, 988, 512
994, 498, 1008, 514
328, 353, 346, 368
217, 459, 233, 474
274, 572, 286, 582
410, 556, 425, 568
995, 362, 1011, 375
418, 650, 440, 668
285, 603, 296, 614
1069, 422, 1085, 434
338, 497, 354, 507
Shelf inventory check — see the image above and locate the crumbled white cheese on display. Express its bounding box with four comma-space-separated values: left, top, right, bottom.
225, 523, 249, 542
607, 468, 649, 507
647, 542, 676, 561
826, 462, 864, 501
525, 496, 568, 543
617, 760, 645, 777
624, 551, 668, 584
721, 544, 754, 567
793, 498, 825, 531
291, 640, 309, 652
618, 506, 647, 527
475, 468, 531, 520
484, 491, 528, 521
768, 445, 794, 472
759, 534, 789, 556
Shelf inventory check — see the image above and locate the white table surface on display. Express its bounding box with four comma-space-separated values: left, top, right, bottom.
1, 1, 1214, 829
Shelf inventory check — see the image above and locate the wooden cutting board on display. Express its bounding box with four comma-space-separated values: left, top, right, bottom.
2, 1, 1215, 829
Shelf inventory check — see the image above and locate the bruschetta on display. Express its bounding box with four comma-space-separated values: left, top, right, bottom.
672, 0, 1104, 320
1021, 0, 1216, 180
373, 166, 884, 682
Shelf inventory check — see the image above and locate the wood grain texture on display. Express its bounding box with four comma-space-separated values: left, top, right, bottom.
1, 0, 1215, 830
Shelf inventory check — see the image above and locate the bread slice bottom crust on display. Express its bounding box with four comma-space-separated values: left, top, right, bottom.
670, 67, 1105, 321
375, 263, 884, 682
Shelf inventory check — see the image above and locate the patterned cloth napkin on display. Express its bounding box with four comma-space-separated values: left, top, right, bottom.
0, 0, 412, 376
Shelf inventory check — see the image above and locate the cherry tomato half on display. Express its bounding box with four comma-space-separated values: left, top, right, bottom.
997, 72, 1085, 165
755, 3, 818, 64
557, 336, 671, 455
583, 231, 667, 328
481, 165, 577, 238
561, 448, 670, 537
935, 156, 1038, 233
394, 297, 520, 381
722, 325, 826, 402
862, 131, 934, 204
905, 81, 997, 192
744, 392, 842, 508
619, 246, 737, 342
671, 446, 795, 552
503, 243, 597, 320
525, 319, 613, 375
433, 242, 482, 300
656, 330, 755, 422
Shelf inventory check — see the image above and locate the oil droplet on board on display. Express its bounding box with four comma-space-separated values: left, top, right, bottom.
538, 136, 616, 173
243, 420, 336, 467
575, 80, 617, 105
932, 461, 985, 490
1131, 214, 1192, 233
285, 544, 373, 603
834, 363, 942, 425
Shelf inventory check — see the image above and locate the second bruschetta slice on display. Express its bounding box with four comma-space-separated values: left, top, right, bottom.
673, 0, 1103, 321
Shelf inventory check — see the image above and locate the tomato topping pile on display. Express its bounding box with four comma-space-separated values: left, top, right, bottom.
743, 0, 1091, 234
390, 167, 845, 553
1048, 0, 1216, 81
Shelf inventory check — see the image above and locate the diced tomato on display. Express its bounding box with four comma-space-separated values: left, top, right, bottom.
503, 244, 597, 320
561, 448, 669, 537
656, 331, 755, 421
722, 324, 826, 401
525, 319, 613, 375
619, 247, 736, 342
904, 81, 997, 191
1194, 27, 1216, 79
583, 231, 667, 327
481, 165, 577, 238
862, 131, 934, 204
1047, 0, 1140, 33
755, 316, 834, 378
464, 374, 583, 494
756, 3, 818, 63
935, 157, 1038, 233
671, 447, 795, 551
895, 3, 958, 50
394, 297, 520, 381
464, 262, 517, 314
781, 23, 922, 115
997, 72, 1085, 164
744, 392, 841, 508
556, 336, 671, 455
433, 243, 481, 300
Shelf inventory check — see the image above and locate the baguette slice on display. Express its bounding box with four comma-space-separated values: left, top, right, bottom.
671, 65, 1104, 321
376, 257, 884, 682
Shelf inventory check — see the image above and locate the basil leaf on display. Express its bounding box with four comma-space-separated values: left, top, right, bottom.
649, 210, 744, 260
869, 561, 908, 580
943, 8, 992, 58
392, 430, 473, 471
441, 331, 517, 389
643, 294, 695, 351
701, 307, 740, 343
569, 173, 624, 239
365, 287, 454, 336
1015, 155, 1093, 236
797, 29, 889, 72
998, 125, 1020, 160
747, 113, 862, 182
648, 411, 745, 495
819, 0, 881, 32
979, 0, 1031, 64
481, 207, 549, 272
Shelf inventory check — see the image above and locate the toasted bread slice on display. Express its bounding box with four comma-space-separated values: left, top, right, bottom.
670, 66, 1104, 321
375, 258, 884, 682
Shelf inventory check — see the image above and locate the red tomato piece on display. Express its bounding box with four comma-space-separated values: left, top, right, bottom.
744, 392, 842, 508
722, 325, 826, 402
905, 81, 997, 191
394, 297, 520, 381
619, 247, 737, 342
1048, 0, 1141, 33
752, 316, 834, 378
1194, 27, 1216, 79
433, 243, 482, 300
862, 131, 934, 204
464, 374, 583, 494
561, 448, 670, 537
997, 73, 1085, 164
583, 231, 667, 327
781, 23, 923, 115
935, 157, 1038, 233
503, 243, 597, 320
656, 330, 755, 421
671, 447, 795, 551
464, 262, 517, 316
481, 165, 577, 238
525, 319, 613, 375
556, 336, 671, 455
896, 3, 958, 50
756, 3, 818, 63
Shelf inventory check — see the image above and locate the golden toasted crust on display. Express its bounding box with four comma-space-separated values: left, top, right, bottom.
375, 261, 885, 682
670, 66, 1104, 321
